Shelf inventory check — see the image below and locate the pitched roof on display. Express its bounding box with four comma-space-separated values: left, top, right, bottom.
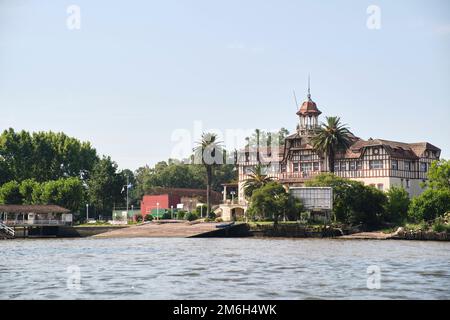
0, 205, 70, 214
344, 138, 441, 159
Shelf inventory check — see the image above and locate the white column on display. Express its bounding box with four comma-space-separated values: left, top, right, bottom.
223, 186, 227, 202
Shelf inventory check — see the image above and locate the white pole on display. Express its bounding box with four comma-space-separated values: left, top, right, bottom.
126, 175, 129, 218
86, 204, 89, 222
157, 202, 159, 221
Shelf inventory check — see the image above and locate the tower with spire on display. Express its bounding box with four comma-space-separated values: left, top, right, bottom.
296, 76, 322, 136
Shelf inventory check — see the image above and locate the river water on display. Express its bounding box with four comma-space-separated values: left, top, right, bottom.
1, 238, 449, 299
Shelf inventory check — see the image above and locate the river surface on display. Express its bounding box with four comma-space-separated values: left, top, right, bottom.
1, 238, 449, 300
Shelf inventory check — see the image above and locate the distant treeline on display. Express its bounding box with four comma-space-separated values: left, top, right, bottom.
0, 129, 237, 216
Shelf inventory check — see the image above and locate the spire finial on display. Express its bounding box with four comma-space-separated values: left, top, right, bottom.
307, 74, 311, 99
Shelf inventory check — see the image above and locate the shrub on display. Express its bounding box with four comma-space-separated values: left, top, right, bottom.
144, 214, 153, 222
432, 217, 450, 233
384, 186, 410, 223
162, 212, 172, 219
184, 212, 199, 221
176, 210, 187, 220
134, 213, 143, 222
408, 188, 450, 222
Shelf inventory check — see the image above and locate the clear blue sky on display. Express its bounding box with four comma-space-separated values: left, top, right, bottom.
1, 0, 449, 170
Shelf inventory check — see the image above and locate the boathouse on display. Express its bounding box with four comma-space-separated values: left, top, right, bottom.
0, 205, 73, 238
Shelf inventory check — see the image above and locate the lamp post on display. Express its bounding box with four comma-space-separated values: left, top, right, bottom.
156, 202, 160, 221
86, 203, 89, 223
171, 205, 174, 219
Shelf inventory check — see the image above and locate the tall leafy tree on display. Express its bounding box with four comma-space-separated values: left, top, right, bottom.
423, 159, 450, 190
384, 186, 410, 223
19, 179, 39, 205
40, 178, 84, 212
311, 117, 352, 173
87, 156, 126, 215
193, 133, 223, 216
0, 129, 98, 182
247, 181, 303, 225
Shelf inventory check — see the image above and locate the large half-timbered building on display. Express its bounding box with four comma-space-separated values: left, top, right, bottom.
237, 89, 441, 201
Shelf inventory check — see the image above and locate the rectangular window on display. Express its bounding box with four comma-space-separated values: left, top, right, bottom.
313, 162, 320, 171
301, 162, 312, 172
301, 155, 312, 161
334, 163, 340, 171
406, 179, 410, 189
420, 162, 427, 172
349, 161, 356, 171
369, 160, 383, 169
293, 162, 299, 172
357, 161, 363, 170
340, 162, 347, 171
404, 161, 411, 171
392, 160, 398, 170
281, 163, 286, 173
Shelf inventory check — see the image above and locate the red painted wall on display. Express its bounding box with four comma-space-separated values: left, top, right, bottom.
140, 194, 181, 216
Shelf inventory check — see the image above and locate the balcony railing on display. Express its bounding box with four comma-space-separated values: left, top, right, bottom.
221, 199, 247, 206
3, 220, 72, 226
278, 171, 322, 180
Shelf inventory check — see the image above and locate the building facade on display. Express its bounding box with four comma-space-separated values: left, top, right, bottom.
237, 89, 441, 202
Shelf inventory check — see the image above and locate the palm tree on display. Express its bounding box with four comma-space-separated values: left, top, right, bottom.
193, 133, 223, 217
243, 164, 273, 198
311, 116, 352, 173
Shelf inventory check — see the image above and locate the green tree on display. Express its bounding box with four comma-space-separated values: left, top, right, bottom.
311, 117, 352, 172
193, 133, 223, 216
248, 182, 302, 225
408, 188, 450, 222
0, 159, 11, 185
87, 156, 125, 215
0, 129, 98, 182
243, 164, 273, 198
384, 186, 410, 223
423, 159, 450, 190
0, 180, 23, 204
39, 178, 83, 211
306, 173, 387, 228
19, 179, 39, 205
